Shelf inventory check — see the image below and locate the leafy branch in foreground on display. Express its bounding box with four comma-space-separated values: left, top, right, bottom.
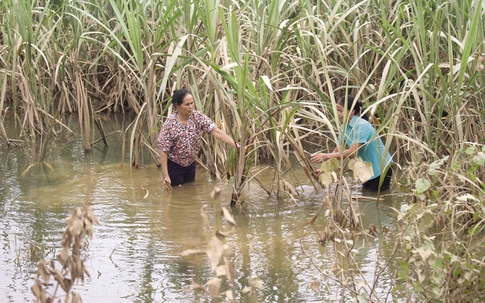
310, 156, 374, 229
181, 187, 264, 302
31, 205, 100, 303
393, 144, 485, 302
181, 200, 237, 302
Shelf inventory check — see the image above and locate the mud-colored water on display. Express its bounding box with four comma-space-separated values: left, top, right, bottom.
0, 114, 404, 302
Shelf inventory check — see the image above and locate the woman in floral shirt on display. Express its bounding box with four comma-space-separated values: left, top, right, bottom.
158, 89, 238, 190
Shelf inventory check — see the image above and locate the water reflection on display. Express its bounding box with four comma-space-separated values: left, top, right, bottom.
0, 114, 404, 303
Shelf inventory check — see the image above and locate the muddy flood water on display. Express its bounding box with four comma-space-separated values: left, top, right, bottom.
0, 114, 406, 302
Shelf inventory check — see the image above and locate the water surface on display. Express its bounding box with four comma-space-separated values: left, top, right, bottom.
0, 114, 404, 302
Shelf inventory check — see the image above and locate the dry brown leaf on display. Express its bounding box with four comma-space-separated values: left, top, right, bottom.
83, 205, 101, 225
191, 278, 208, 294
207, 277, 222, 300
318, 171, 333, 188
57, 247, 69, 268
223, 257, 233, 283
200, 206, 210, 228
70, 219, 83, 238
53, 268, 63, 281
226, 290, 234, 301
349, 157, 374, 183
71, 291, 82, 303
64, 214, 73, 227
71, 255, 83, 281
207, 234, 225, 270
31, 279, 45, 301
215, 265, 226, 277
210, 186, 222, 199
331, 262, 343, 278
60, 278, 73, 293
317, 158, 339, 187
67, 208, 83, 237
310, 281, 320, 293
61, 229, 72, 248
52, 268, 64, 288
348, 158, 358, 171
84, 218, 93, 238
216, 230, 235, 238
221, 207, 236, 226
31, 206, 97, 303
78, 229, 86, 242
74, 207, 82, 219
37, 261, 51, 284
83, 266, 91, 280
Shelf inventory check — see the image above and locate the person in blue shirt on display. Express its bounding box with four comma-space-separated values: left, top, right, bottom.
310, 95, 393, 190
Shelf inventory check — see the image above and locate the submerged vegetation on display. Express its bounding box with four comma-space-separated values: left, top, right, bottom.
1, 0, 484, 301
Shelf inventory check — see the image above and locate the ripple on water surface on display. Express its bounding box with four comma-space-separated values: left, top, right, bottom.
0, 143, 404, 302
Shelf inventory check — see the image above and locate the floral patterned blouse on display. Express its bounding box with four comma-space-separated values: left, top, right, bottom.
158, 110, 217, 167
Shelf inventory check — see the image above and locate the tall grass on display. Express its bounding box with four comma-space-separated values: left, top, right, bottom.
2, 0, 485, 301
0, 0, 484, 194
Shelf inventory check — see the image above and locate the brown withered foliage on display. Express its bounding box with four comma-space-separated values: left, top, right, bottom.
182, 204, 238, 302
31, 205, 100, 303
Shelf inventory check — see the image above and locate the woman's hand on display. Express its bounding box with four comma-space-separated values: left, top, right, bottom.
164, 176, 172, 191
311, 152, 323, 163
310, 152, 332, 163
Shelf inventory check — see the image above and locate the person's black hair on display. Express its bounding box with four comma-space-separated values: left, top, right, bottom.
337, 95, 369, 121
172, 88, 192, 106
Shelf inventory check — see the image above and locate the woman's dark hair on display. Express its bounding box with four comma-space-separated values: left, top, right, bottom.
172, 89, 192, 106
337, 95, 369, 121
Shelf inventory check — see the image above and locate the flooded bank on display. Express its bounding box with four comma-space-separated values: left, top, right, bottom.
0, 114, 405, 302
